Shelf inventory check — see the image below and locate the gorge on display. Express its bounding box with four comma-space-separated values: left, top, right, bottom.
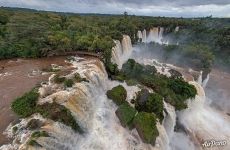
0, 28, 229, 150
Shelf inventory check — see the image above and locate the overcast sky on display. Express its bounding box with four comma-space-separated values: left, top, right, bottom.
1, 0, 230, 17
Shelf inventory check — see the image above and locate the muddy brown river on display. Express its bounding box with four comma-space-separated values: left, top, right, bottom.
0, 56, 72, 145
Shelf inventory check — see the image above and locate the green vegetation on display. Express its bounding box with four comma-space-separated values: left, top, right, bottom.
115, 103, 137, 128
133, 112, 159, 145
12, 126, 18, 133
117, 59, 197, 110
64, 79, 74, 87
135, 90, 164, 122
31, 131, 49, 138
162, 43, 215, 74
28, 139, 40, 146
0, 7, 228, 70
53, 74, 66, 84
11, 89, 39, 118
11, 89, 82, 133
36, 102, 83, 133
165, 19, 230, 70
28, 131, 49, 147
106, 85, 127, 106
73, 73, 88, 82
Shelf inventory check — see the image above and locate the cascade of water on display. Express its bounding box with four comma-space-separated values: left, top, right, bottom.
147, 27, 159, 43
137, 30, 143, 42
142, 29, 147, 43
122, 35, 132, 55
3, 57, 158, 150
163, 102, 176, 140
112, 35, 133, 69
175, 26, 179, 32
197, 71, 203, 85
146, 27, 165, 44
202, 74, 210, 88
111, 40, 123, 67
159, 27, 164, 41
177, 81, 230, 149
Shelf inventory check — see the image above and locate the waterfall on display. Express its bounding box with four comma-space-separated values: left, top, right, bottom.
2, 57, 155, 150
3, 32, 228, 150
146, 27, 165, 44
137, 30, 143, 42
111, 40, 123, 68
142, 29, 147, 43
122, 35, 132, 55
175, 26, 179, 32
202, 74, 210, 88
176, 81, 230, 149
159, 27, 164, 40
137, 28, 164, 44
137, 30, 148, 43
147, 27, 159, 43
197, 71, 203, 85
163, 102, 176, 140
197, 71, 210, 88
112, 35, 133, 69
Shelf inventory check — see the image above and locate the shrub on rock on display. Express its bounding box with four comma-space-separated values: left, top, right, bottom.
106, 85, 127, 105
115, 103, 137, 128
64, 79, 74, 87
135, 90, 164, 122
133, 112, 159, 145
11, 89, 39, 118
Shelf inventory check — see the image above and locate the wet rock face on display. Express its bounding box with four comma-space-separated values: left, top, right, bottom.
135, 89, 150, 107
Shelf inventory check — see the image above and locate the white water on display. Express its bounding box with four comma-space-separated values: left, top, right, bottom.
2, 33, 230, 150
137, 28, 166, 44
197, 71, 203, 85
137, 30, 143, 42
142, 29, 147, 43
112, 35, 133, 69
137, 30, 147, 43
131, 45, 230, 150
175, 26, 179, 32
146, 27, 168, 45
147, 27, 161, 43
1, 57, 157, 150
111, 40, 123, 68
202, 74, 210, 88
177, 82, 230, 149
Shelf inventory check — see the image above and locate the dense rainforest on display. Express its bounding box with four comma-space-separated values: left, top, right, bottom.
0, 7, 229, 70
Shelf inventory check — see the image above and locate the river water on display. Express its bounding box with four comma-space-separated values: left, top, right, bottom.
0, 40, 229, 149
0, 56, 71, 145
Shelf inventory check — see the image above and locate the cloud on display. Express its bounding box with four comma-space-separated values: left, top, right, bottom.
0, 0, 230, 17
